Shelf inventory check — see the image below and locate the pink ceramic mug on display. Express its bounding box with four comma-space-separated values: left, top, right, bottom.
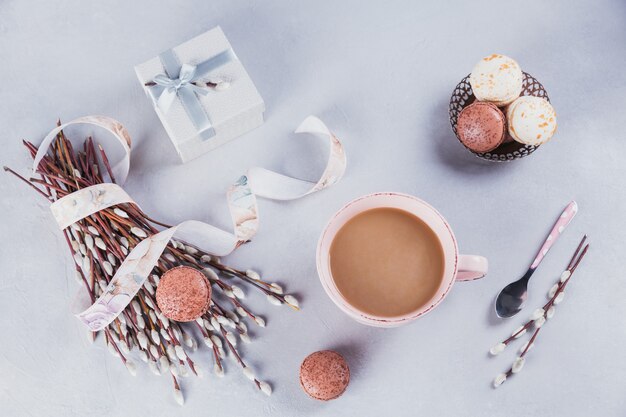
316, 192, 488, 327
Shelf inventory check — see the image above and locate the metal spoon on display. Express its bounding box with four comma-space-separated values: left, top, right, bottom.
495, 201, 578, 318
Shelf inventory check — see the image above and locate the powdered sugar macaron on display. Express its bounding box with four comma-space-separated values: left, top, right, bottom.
506, 96, 557, 145
470, 54, 523, 106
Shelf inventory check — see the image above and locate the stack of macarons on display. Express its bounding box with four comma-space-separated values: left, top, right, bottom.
456, 54, 557, 154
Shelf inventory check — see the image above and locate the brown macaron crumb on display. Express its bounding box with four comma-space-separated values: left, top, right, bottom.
155, 266, 211, 322
456, 101, 506, 153
300, 350, 350, 401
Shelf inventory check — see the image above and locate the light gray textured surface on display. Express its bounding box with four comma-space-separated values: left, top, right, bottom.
1, 1, 624, 416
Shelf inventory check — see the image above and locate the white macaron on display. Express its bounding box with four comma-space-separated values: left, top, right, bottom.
470, 54, 523, 106
506, 96, 557, 146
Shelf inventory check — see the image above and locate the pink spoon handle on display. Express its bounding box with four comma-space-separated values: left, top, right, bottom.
530, 201, 578, 269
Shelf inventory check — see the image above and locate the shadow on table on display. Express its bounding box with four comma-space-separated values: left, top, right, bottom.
428, 98, 511, 176
485, 291, 507, 328
327, 339, 368, 383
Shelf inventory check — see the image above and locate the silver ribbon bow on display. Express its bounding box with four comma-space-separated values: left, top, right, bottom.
152, 63, 209, 112
149, 48, 235, 141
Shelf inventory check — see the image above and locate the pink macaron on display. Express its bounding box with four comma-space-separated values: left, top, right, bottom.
299, 350, 350, 401
456, 101, 506, 153
155, 266, 211, 322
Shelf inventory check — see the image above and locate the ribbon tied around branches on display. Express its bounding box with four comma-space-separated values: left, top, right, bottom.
32, 115, 346, 331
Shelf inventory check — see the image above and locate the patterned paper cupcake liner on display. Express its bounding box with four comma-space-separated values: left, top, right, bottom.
449, 72, 550, 162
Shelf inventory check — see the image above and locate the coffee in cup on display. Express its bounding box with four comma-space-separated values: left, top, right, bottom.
329, 207, 445, 318
317, 192, 488, 327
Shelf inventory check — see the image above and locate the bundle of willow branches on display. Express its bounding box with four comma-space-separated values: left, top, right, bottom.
5, 123, 299, 405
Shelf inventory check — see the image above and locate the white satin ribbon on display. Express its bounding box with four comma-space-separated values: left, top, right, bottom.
34, 115, 346, 331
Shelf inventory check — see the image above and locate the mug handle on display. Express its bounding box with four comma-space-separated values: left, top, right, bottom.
456, 255, 488, 281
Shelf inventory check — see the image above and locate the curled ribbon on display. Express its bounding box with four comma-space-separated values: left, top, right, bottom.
34, 115, 346, 331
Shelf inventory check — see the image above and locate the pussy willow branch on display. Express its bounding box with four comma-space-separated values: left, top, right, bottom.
492, 236, 589, 387
5, 126, 296, 402
501, 236, 589, 345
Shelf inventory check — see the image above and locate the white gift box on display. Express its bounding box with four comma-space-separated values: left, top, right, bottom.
135, 27, 265, 163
